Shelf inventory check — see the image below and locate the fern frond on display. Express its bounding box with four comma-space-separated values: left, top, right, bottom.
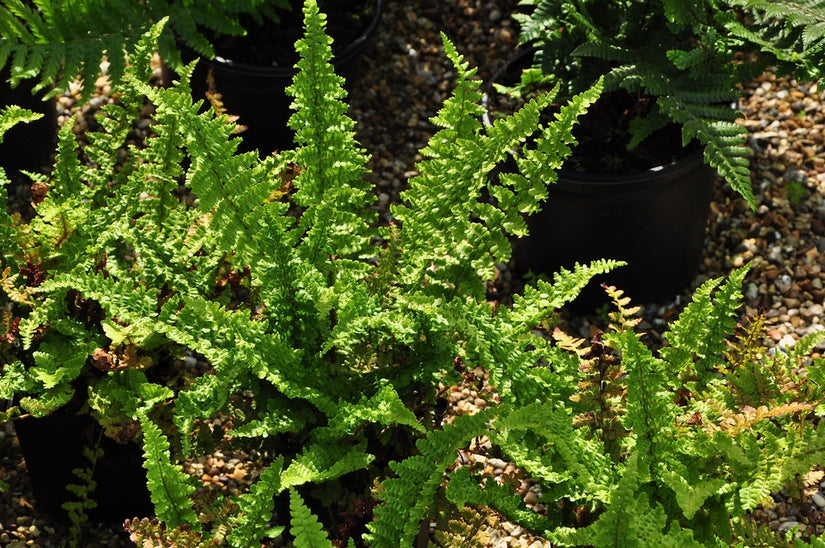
494, 401, 614, 503
550, 452, 704, 547
0, 104, 43, 143
285, 0, 375, 278
289, 487, 334, 548
123, 517, 221, 548
726, 0, 825, 83
226, 457, 285, 548
279, 441, 374, 492
432, 505, 497, 548
607, 327, 677, 472
660, 265, 750, 385
366, 410, 492, 547
395, 41, 600, 297
139, 412, 198, 529
0, 2, 287, 101
445, 467, 553, 534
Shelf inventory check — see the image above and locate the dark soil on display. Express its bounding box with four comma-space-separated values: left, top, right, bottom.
563, 89, 694, 173
484, 51, 695, 174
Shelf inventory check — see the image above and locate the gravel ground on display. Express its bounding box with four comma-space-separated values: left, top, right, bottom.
4, 0, 825, 546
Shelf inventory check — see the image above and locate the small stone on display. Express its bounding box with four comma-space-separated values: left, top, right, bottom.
806, 303, 824, 318
487, 457, 508, 470
776, 274, 793, 293
777, 520, 802, 535
812, 492, 825, 508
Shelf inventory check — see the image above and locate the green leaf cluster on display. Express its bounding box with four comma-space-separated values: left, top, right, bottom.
3, 0, 825, 546
0, 0, 289, 101
514, 0, 825, 210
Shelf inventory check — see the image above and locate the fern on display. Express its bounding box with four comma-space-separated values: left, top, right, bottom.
289, 487, 334, 548
124, 517, 221, 548
139, 412, 198, 529
550, 452, 705, 547
226, 457, 285, 548
62, 442, 102, 548
725, 0, 825, 83
0, 0, 288, 102
432, 506, 497, 548
366, 410, 494, 547
8, 1, 825, 546
512, 0, 824, 208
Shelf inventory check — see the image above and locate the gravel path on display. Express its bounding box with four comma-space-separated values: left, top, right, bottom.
3, 0, 825, 546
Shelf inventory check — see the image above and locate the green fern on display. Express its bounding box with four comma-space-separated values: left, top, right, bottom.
226, 457, 285, 548
512, 0, 821, 208
289, 487, 334, 548
549, 452, 705, 547
62, 442, 102, 548
366, 410, 494, 547
0, 0, 288, 101
725, 0, 825, 83
9, 1, 825, 546
139, 412, 198, 529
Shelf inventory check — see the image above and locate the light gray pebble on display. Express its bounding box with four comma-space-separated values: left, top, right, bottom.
812, 491, 825, 508
807, 303, 824, 318
487, 457, 508, 470
777, 520, 801, 535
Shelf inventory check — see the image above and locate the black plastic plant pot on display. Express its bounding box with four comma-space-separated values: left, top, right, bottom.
183, 0, 382, 157
483, 49, 715, 310
0, 71, 57, 186
511, 155, 714, 309
13, 413, 153, 523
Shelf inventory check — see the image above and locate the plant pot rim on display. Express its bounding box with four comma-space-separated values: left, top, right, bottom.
557, 149, 707, 187
481, 46, 709, 182
196, 0, 383, 77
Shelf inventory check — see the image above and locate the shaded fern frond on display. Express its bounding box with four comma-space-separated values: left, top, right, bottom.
726, 0, 825, 83
366, 410, 493, 547
139, 412, 198, 529
289, 487, 334, 548
226, 457, 285, 548
0, 1, 288, 101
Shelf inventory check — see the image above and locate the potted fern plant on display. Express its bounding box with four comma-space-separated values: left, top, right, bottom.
494, 0, 825, 307
4, 3, 825, 545
0, 0, 605, 540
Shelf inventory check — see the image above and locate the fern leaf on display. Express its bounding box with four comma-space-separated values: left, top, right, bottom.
366, 410, 492, 547
432, 505, 497, 548
551, 452, 704, 547
227, 457, 285, 548
289, 488, 334, 548
326, 383, 426, 437
395, 36, 600, 298
607, 328, 677, 471
0, 105, 43, 144
287, 0, 375, 275
139, 412, 198, 529
279, 441, 374, 493
659, 469, 727, 520
660, 265, 750, 384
